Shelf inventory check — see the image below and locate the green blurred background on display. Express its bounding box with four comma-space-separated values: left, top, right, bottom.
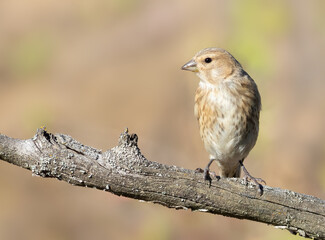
0, 0, 324, 239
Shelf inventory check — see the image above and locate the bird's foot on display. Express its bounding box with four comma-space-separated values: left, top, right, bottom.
239, 160, 266, 195
203, 168, 212, 183
242, 174, 266, 186
195, 168, 219, 186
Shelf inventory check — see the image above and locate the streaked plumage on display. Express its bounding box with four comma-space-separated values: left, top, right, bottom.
182, 47, 261, 180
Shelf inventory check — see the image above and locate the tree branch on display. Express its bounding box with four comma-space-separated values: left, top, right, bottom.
0, 128, 324, 239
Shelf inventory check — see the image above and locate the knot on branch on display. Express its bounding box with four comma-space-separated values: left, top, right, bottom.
37, 127, 51, 141
118, 128, 139, 148
100, 128, 149, 171
33, 127, 58, 150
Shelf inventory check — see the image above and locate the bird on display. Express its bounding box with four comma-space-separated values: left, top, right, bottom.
181, 47, 264, 187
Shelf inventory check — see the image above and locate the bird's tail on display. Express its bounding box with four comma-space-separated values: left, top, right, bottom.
233, 165, 241, 178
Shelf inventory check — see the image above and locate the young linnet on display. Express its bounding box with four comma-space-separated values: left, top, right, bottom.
182, 47, 265, 187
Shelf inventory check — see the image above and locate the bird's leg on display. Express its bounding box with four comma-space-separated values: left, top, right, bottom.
203, 159, 215, 184
239, 159, 266, 194
195, 159, 216, 185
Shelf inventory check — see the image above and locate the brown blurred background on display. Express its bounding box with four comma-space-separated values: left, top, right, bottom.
0, 0, 324, 239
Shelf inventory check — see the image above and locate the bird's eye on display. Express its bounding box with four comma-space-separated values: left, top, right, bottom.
204, 57, 212, 63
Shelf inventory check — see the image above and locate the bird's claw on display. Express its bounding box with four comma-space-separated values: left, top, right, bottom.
204, 168, 212, 186
203, 169, 212, 181
243, 175, 266, 186
239, 160, 265, 195
242, 174, 265, 195
195, 167, 219, 187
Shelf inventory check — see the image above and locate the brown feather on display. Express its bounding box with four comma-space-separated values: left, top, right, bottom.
185, 48, 261, 178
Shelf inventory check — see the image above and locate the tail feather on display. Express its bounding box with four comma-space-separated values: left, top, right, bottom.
233, 165, 241, 178
220, 164, 242, 178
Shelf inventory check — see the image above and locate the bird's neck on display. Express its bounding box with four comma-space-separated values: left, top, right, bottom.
198, 80, 216, 90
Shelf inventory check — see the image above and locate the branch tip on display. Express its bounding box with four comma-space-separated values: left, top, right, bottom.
118, 129, 139, 148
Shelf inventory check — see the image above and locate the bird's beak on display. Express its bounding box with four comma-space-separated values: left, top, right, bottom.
181, 59, 198, 72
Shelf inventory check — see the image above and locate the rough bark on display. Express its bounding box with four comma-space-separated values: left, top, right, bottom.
0, 128, 324, 239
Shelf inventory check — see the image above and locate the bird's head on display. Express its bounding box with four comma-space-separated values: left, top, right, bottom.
181, 48, 242, 85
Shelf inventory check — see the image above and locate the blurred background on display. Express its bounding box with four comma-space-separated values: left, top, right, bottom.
0, 0, 324, 239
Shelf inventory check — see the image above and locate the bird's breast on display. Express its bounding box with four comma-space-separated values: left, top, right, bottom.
194, 84, 258, 160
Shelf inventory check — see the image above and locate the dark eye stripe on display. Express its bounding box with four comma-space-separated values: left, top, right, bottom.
204, 57, 212, 63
